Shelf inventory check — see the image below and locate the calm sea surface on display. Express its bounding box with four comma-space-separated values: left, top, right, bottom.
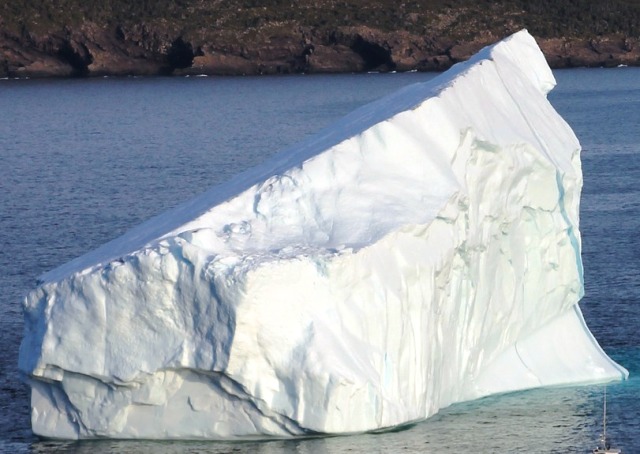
1, 68, 639, 453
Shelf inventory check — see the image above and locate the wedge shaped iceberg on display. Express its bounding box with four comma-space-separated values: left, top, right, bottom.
20, 30, 627, 439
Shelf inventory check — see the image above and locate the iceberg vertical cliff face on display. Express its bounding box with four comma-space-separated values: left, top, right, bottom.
19, 30, 627, 440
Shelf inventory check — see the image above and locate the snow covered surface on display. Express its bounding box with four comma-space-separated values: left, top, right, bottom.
19, 30, 628, 440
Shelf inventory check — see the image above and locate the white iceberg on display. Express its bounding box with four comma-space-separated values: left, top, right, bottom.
19, 30, 627, 440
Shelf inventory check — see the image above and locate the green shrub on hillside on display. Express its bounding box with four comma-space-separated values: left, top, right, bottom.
1, 0, 639, 38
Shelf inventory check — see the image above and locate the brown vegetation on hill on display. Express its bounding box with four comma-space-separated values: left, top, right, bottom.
1, 0, 639, 77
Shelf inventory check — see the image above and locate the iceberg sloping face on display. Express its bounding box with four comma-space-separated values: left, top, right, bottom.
19, 30, 628, 440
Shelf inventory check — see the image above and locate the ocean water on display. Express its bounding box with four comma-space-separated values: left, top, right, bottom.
0, 68, 639, 453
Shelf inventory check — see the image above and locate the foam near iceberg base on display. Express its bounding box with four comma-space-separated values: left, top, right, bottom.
19, 30, 628, 440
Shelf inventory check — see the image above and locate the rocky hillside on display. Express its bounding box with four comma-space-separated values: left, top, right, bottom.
2, 0, 640, 78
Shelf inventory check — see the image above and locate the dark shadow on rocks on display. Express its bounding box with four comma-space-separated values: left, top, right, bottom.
57, 41, 91, 77
0, 59, 8, 78
351, 37, 395, 72
167, 37, 195, 72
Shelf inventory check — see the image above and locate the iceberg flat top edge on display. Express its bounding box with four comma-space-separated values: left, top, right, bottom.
39, 29, 555, 284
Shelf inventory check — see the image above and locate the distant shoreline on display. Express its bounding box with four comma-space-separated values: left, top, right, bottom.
4, 0, 640, 79
0, 62, 636, 82
2, 32, 639, 80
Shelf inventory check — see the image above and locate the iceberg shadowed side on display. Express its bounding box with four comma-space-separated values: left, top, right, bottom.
19, 30, 627, 440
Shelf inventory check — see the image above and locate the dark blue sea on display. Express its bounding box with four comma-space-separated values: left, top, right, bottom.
1, 68, 639, 453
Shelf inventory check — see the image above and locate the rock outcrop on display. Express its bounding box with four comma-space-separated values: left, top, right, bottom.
2, 0, 640, 79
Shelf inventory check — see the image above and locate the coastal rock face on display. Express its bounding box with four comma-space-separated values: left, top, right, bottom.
539, 36, 640, 68
2, 22, 639, 78
4, 0, 640, 78
19, 31, 627, 440
0, 23, 176, 78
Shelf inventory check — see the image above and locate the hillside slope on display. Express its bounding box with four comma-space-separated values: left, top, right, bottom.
2, 0, 640, 77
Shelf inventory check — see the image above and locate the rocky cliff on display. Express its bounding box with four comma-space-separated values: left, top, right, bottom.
2, 0, 640, 78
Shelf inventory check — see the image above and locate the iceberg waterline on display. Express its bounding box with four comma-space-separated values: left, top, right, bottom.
19, 30, 628, 439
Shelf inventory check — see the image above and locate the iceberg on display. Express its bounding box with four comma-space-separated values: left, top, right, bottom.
19, 30, 627, 440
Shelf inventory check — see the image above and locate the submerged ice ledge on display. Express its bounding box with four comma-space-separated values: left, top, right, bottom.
20, 30, 627, 440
